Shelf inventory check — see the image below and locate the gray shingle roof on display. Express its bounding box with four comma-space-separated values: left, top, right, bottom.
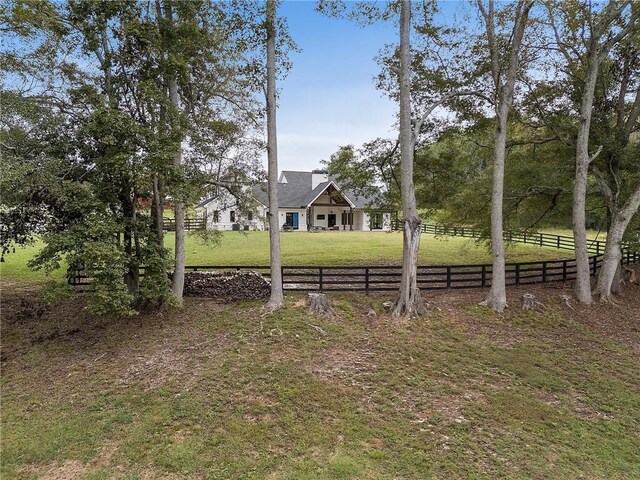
250, 183, 268, 206
198, 171, 388, 210
277, 171, 384, 209
278, 171, 314, 207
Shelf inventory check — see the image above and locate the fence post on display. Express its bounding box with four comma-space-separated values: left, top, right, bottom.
523, 232, 527, 244
319, 267, 323, 291
542, 262, 547, 283
596, 241, 601, 256
592, 255, 598, 276
481, 265, 487, 287
515, 264, 520, 287
562, 260, 567, 282
365, 267, 370, 294
446, 266, 452, 290
539, 234, 543, 247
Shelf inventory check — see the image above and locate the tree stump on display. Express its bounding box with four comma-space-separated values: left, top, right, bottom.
521, 293, 545, 311
306, 293, 332, 315
623, 265, 637, 284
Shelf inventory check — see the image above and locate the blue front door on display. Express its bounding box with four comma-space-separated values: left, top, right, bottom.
286, 212, 299, 229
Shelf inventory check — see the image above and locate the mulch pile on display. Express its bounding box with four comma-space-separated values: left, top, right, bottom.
180, 270, 271, 301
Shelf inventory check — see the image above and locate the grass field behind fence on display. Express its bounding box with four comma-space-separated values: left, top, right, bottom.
0, 232, 572, 283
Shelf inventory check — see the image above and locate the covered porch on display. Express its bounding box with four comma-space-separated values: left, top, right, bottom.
306, 183, 361, 230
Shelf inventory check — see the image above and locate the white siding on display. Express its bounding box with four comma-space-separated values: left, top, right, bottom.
362, 212, 392, 231
198, 199, 266, 231
279, 208, 307, 231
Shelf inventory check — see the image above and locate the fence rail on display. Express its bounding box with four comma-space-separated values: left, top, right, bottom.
68, 224, 640, 293
162, 217, 205, 232
393, 221, 614, 256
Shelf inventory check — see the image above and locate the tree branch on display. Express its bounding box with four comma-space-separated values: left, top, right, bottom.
412, 90, 485, 146
588, 145, 603, 164
592, 165, 615, 213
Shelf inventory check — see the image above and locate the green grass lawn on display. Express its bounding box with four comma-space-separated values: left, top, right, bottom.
541, 228, 606, 241
179, 231, 571, 266
0, 242, 65, 283
0, 231, 570, 283
2, 284, 639, 479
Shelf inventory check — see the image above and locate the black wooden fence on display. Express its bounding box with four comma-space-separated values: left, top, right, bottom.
162, 217, 205, 232
68, 224, 639, 293
393, 221, 613, 256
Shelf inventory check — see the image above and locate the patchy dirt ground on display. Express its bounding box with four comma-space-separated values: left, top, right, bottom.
2, 279, 639, 479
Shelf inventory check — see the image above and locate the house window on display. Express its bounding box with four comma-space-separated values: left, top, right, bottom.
248, 212, 253, 221
316, 214, 325, 220
213, 210, 219, 222
371, 213, 383, 229
230, 210, 235, 222
341, 212, 353, 225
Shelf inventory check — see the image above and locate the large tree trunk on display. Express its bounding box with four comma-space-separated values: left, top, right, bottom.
599, 72, 640, 296
569, 1, 638, 303
572, 53, 601, 305
595, 186, 640, 300
482, 116, 508, 312
169, 75, 186, 303
163, 2, 186, 303
265, 0, 284, 311
122, 190, 139, 294
152, 174, 164, 249
478, 0, 532, 312
392, 0, 427, 319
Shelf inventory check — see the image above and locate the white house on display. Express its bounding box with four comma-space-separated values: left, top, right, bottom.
195, 169, 393, 232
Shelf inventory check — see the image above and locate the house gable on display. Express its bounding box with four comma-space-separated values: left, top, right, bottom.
306, 181, 355, 208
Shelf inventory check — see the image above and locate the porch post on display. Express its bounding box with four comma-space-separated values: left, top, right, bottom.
350, 207, 353, 231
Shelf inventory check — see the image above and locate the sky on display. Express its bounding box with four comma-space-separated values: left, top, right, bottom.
275, 1, 399, 172
274, 0, 472, 172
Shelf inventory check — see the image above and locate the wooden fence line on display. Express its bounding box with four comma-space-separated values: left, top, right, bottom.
162, 217, 205, 232
68, 224, 639, 293
392, 221, 612, 256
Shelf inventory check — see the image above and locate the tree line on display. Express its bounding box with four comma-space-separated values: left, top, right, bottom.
1, 0, 291, 314
1, 0, 638, 317
323, 0, 639, 315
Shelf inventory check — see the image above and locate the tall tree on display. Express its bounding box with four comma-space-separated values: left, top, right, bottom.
156, 0, 187, 303
265, 0, 284, 311
2, 0, 262, 314
548, 0, 637, 304
320, 1, 487, 316
392, 0, 428, 318
477, 0, 534, 312
591, 30, 640, 299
